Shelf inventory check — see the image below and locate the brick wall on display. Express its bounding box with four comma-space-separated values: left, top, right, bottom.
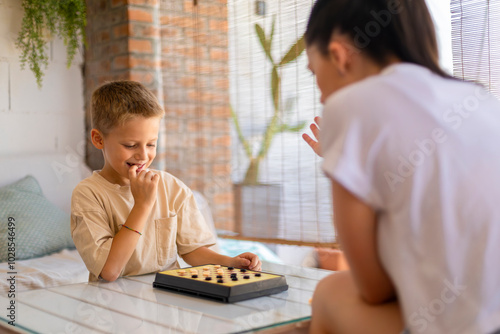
85, 0, 233, 231
85, 0, 162, 169
158, 0, 233, 231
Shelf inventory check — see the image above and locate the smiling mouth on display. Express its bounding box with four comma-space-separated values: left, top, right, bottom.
127, 163, 146, 172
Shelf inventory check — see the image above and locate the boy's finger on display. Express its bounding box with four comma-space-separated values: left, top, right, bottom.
128, 165, 138, 179
249, 259, 261, 271
251, 261, 262, 271
145, 169, 156, 181
137, 168, 151, 180
250, 255, 260, 268
152, 173, 160, 183
314, 116, 321, 126
237, 257, 251, 268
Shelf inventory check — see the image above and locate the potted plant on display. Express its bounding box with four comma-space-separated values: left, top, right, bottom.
16, 0, 86, 88
231, 18, 306, 238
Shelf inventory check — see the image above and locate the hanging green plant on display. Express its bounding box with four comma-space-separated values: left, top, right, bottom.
16, 0, 87, 88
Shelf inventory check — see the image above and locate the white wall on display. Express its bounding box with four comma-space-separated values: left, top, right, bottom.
0, 0, 84, 158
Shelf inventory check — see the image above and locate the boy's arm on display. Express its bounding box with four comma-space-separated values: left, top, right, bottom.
331, 179, 396, 304
99, 203, 150, 281
182, 246, 261, 271
100, 167, 159, 281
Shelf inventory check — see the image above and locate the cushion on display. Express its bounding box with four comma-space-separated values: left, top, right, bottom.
0, 153, 91, 213
0, 175, 75, 262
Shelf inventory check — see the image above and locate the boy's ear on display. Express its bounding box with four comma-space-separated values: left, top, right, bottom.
91, 129, 104, 149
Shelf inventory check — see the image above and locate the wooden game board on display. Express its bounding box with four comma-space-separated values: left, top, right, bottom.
153, 264, 288, 303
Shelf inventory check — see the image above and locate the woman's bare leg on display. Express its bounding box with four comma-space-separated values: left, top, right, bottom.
310, 271, 404, 334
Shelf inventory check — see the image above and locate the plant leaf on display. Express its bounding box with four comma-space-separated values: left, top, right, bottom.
269, 15, 276, 47
271, 66, 280, 111
16, 0, 86, 88
230, 105, 253, 158
277, 121, 308, 133
257, 114, 279, 160
57, 0, 87, 68
278, 34, 305, 67
255, 23, 273, 63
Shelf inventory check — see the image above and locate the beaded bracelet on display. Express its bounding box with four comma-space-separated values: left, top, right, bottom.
120, 224, 142, 236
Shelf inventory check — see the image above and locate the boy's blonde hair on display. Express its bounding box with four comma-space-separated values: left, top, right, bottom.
91, 81, 164, 134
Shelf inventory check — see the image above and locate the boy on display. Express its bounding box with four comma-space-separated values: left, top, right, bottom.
71, 81, 261, 282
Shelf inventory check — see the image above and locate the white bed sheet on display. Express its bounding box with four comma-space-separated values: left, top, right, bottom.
0, 249, 88, 293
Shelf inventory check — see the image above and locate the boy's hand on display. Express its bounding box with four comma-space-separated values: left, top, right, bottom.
129, 166, 159, 208
302, 116, 322, 157
231, 252, 262, 271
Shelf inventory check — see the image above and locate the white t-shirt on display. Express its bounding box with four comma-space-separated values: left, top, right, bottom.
321, 63, 500, 334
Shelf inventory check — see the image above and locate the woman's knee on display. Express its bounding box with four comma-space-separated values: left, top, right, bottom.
312, 271, 355, 313
311, 271, 355, 333
314, 271, 354, 295
311, 271, 403, 334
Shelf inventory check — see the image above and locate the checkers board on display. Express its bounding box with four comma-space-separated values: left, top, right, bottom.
153, 264, 288, 303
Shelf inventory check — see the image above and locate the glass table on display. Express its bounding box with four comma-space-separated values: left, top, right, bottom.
0, 262, 332, 333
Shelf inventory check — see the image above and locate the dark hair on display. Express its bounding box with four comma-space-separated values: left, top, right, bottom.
305, 0, 450, 78
91, 81, 164, 134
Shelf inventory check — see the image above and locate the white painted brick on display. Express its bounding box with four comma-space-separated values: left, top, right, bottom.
55, 113, 86, 157
0, 112, 60, 155
0, 111, 85, 157
0, 61, 8, 112
10, 61, 83, 114
0, 0, 85, 158
51, 38, 84, 66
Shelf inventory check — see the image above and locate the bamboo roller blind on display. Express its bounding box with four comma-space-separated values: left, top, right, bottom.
451, 0, 500, 98
228, 0, 336, 247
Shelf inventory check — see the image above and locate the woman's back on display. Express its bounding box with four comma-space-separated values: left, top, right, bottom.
321, 62, 500, 333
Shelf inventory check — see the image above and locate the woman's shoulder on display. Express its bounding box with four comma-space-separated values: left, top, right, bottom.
324, 62, 475, 118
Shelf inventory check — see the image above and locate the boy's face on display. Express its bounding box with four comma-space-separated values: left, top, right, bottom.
96, 116, 160, 186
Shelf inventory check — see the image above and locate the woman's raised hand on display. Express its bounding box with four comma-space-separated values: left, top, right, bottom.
302, 116, 322, 157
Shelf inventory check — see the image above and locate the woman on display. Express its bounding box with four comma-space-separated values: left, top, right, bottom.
302, 0, 500, 333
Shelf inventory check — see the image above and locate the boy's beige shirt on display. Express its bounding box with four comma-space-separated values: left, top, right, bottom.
71, 170, 216, 282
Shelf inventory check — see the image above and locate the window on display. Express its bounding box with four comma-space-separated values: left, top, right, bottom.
451, 0, 500, 97
229, 0, 336, 246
